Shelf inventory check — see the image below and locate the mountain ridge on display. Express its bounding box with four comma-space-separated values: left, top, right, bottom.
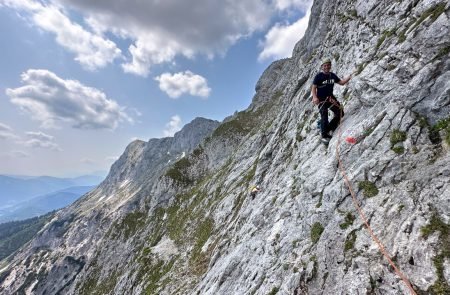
0, 0, 449, 294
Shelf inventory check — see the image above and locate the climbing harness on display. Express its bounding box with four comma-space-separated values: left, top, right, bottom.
331, 99, 417, 295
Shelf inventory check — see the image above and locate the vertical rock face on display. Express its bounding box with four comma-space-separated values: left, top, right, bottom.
1, 0, 449, 294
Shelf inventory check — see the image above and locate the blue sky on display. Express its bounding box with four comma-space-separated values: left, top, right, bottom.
0, 0, 311, 177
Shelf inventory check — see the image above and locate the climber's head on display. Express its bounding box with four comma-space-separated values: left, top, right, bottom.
321, 58, 332, 73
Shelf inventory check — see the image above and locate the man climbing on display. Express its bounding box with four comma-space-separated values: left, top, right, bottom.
250, 185, 261, 200
311, 58, 352, 144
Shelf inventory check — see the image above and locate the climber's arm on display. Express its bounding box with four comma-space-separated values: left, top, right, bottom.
311, 84, 319, 105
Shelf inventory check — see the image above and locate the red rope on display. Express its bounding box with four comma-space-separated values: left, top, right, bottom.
330, 99, 417, 295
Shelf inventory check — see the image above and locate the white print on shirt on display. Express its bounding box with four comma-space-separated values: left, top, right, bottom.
318, 79, 334, 88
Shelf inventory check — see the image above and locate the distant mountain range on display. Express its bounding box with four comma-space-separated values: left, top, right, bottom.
0, 174, 104, 223
0, 186, 95, 223
0, 174, 105, 207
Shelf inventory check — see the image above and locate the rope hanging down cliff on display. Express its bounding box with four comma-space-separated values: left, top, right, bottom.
330, 98, 418, 295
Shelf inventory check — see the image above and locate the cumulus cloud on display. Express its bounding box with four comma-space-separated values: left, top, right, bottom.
3, 0, 313, 73
23, 131, 62, 151
1, 0, 121, 70
54, 0, 276, 75
258, 4, 311, 61
6, 69, 132, 129
0, 122, 19, 140
155, 71, 211, 99
163, 115, 182, 137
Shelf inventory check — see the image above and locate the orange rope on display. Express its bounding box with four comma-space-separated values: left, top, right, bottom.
330, 100, 417, 295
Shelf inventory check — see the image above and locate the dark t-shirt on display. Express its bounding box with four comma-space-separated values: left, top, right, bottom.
313, 72, 341, 98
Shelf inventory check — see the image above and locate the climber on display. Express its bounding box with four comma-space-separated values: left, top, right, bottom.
311, 58, 352, 144
250, 185, 261, 200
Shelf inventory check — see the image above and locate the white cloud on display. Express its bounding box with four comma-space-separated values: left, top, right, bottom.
163, 115, 182, 137
23, 131, 62, 151
31, 0, 277, 76
1, 0, 121, 70
10, 150, 30, 158
0, 123, 13, 132
155, 71, 211, 99
122, 34, 192, 77
274, 0, 311, 11
105, 156, 119, 162
25, 131, 54, 142
258, 4, 311, 61
0, 122, 19, 140
6, 69, 132, 129
3, 0, 312, 74
81, 158, 95, 164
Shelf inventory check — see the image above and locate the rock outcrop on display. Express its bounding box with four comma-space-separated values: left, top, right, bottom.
1, 0, 449, 294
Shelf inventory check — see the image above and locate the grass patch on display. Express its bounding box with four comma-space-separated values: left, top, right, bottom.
339, 213, 356, 230
390, 129, 407, 145
390, 128, 407, 154
409, 3, 446, 33
139, 258, 176, 295
421, 214, 450, 294
190, 218, 215, 275
165, 157, 192, 185
268, 287, 279, 295
358, 181, 379, 198
192, 146, 203, 157
355, 63, 366, 75
344, 230, 357, 252
418, 115, 429, 128
343, 89, 351, 101
433, 44, 450, 61
376, 29, 396, 50
113, 212, 147, 240
392, 146, 405, 154
311, 222, 324, 244
431, 116, 450, 145
316, 194, 323, 208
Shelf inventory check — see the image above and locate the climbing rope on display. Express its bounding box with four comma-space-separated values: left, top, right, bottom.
329, 99, 417, 295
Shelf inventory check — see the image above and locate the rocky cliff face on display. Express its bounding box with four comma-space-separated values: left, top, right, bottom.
1, 0, 449, 294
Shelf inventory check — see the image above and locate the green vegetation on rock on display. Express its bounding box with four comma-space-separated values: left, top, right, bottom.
344, 230, 357, 252
111, 212, 147, 240
392, 146, 405, 154
431, 116, 450, 146
410, 3, 446, 32
339, 213, 356, 230
311, 222, 324, 244
390, 129, 407, 146
421, 214, 450, 294
358, 181, 379, 198
165, 157, 192, 185
0, 211, 55, 261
